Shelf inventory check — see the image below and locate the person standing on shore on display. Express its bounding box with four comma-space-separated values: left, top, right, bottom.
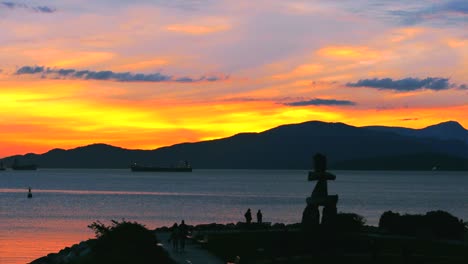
257, 209, 263, 224
179, 220, 188, 252
244, 208, 252, 224
169, 223, 180, 251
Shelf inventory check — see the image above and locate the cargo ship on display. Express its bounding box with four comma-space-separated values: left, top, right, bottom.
130, 160, 192, 172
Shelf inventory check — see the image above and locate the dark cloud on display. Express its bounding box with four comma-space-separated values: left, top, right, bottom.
17, 66, 44, 74
15, 66, 227, 83
1, 1, 13, 8
400, 118, 419, 121
1, 2, 56, 13
175, 77, 196, 82
443, 0, 468, 14
346, 77, 462, 91
389, 0, 467, 25
33, 6, 55, 13
284, 98, 356, 106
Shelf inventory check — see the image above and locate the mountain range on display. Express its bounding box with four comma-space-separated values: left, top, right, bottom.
3, 120, 467, 170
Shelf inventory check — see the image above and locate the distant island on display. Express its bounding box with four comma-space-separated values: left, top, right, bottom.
2, 120, 467, 170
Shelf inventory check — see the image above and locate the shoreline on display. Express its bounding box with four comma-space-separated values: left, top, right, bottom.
30, 218, 468, 264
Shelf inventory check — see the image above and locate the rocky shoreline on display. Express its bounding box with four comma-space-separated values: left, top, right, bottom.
29, 212, 467, 264
28, 221, 292, 264
30, 240, 95, 264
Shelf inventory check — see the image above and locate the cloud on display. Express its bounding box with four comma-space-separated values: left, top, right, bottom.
166, 24, 230, 35
389, 0, 468, 25
16, 66, 45, 74
33, 6, 55, 13
317, 46, 381, 61
150, 0, 216, 11
442, 0, 468, 14
400, 118, 419, 121
272, 64, 322, 80
284, 98, 356, 106
1, 2, 56, 13
14, 66, 228, 83
346, 77, 467, 91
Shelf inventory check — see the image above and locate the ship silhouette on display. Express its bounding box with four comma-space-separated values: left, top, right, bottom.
130, 160, 192, 172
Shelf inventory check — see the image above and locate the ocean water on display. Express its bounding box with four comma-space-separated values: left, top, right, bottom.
0, 169, 467, 264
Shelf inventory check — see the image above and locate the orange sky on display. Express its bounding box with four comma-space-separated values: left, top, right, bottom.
0, 0, 467, 157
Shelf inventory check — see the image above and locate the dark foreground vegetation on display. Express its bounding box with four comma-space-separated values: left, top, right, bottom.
379, 210, 466, 240
32, 211, 467, 264
31, 220, 174, 264
191, 211, 467, 264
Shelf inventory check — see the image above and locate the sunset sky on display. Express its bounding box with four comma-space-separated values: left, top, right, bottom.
1, 0, 467, 157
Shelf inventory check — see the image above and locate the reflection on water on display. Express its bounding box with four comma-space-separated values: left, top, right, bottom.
0, 169, 467, 264
0, 188, 303, 198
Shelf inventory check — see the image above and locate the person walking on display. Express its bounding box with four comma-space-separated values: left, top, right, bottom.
244, 208, 252, 224
179, 220, 188, 252
257, 209, 263, 224
169, 223, 180, 251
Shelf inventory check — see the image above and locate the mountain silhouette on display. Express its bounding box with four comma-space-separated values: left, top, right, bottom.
3, 121, 467, 170
365, 121, 468, 144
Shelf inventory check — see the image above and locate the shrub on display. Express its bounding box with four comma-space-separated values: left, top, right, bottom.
334, 213, 366, 232
425, 211, 465, 240
378, 211, 400, 233
378, 210, 465, 240
87, 220, 173, 264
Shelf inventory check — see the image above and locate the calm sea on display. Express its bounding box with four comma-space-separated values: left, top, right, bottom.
1, 169, 467, 264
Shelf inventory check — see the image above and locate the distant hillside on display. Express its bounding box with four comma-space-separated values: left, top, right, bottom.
333, 153, 468, 170
3, 121, 468, 170
365, 121, 468, 144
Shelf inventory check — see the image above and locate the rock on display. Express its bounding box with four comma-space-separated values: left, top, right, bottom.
302, 204, 320, 230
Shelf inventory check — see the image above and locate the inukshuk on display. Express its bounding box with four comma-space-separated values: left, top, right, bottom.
302, 153, 338, 230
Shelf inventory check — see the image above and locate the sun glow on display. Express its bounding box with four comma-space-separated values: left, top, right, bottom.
317, 46, 382, 61
0, 1, 466, 159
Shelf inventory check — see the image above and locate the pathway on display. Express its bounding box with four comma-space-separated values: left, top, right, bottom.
155, 231, 225, 264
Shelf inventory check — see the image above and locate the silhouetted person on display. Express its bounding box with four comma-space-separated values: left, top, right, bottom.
369, 239, 379, 262
169, 223, 179, 251
27, 187, 32, 198
257, 209, 263, 224
179, 220, 188, 252
244, 208, 252, 224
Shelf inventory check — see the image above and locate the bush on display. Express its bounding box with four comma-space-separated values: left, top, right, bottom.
378, 210, 465, 240
334, 213, 366, 232
425, 211, 465, 240
378, 211, 400, 232
87, 220, 173, 264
